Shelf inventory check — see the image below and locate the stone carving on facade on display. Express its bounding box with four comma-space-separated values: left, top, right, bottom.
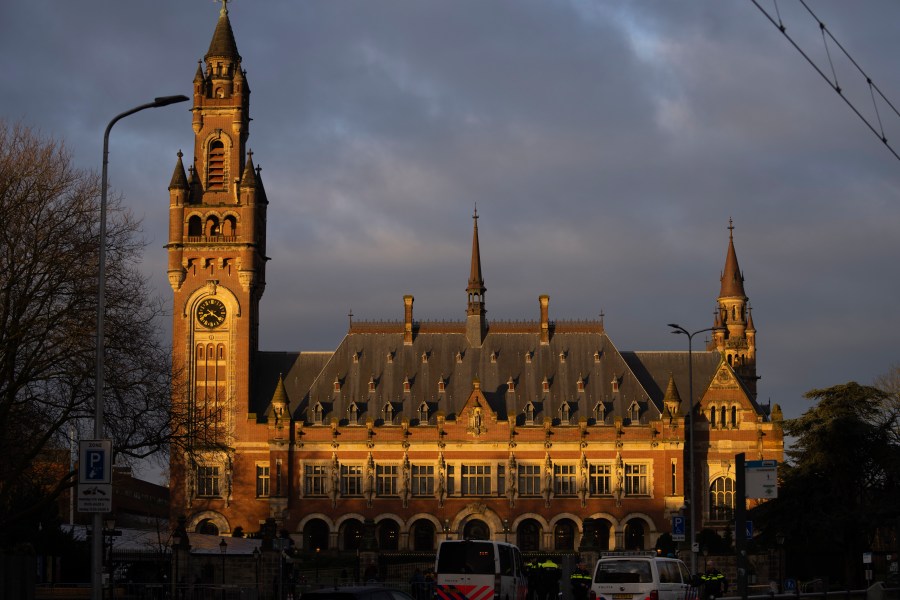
436, 452, 447, 507
329, 451, 340, 508
506, 452, 518, 507
400, 452, 411, 508
541, 452, 554, 507
613, 451, 624, 507
578, 451, 589, 508
363, 452, 375, 508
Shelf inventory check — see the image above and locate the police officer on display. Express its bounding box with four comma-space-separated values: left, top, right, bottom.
525, 560, 540, 600
569, 563, 591, 600
701, 568, 726, 600
538, 559, 561, 600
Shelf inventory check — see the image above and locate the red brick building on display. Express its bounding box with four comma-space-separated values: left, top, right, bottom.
168, 4, 783, 555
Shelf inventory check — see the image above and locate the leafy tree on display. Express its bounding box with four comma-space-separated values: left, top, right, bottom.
0, 122, 199, 545
750, 381, 900, 585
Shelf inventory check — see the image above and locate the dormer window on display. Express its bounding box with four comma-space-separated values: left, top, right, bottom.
383, 402, 394, 424
333, 378, 341, 393
352, 352, 360, 364
507, 377, 515, 394
524, 401, 535, 426
593, 402, 606, 423
422, 352, 429, 364
438, 377, 446, 394
490, 351, 497, 363
312, 402, 324, 425
542, 377, 550, 394
559, 351, 566, 364
560, 401, 570, 425
594, 351, 601, 363
525, 352, 532, 364
611, 377, 619, 394
403, 377, 411, 394
386, 352, 394, 364
368, 377, 376, 394
348, 402, 359, 425
577, 376, 585, 393
456, 351, 463, 363
628, 401, 640, 423
418, 402, 429, 423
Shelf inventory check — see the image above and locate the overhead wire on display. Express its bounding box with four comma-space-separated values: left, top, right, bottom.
749, 0, 900, 163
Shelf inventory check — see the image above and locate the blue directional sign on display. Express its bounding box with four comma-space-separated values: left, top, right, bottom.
672, 516, 686, 541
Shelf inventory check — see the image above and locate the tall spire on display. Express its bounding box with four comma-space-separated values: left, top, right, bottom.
466, 206, 486, 346
719, 218, 746, 298
206, 0, 241, 63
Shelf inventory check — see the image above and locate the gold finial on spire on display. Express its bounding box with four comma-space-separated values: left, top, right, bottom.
219, 0, 229, 16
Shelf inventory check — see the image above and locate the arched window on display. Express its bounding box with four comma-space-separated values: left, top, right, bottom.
207, 141, 225, 189
418, 402, 429, 424
559, 401, 570, 425
340, 520, 363, 551
594, 402, 606, 423
709, 476, 735, 521
710, 407, 717, 427
377, 520, 399, 550
554, 519, 575, 550
303, 519, 330, 551
629, 402, 640, 423
411, 520, 435, 551
383, 402, 394, 424
731, 406, 738, 427
187, 215, 202, 237
205, 216, 220, 237
623, 519, 645, 550
720, 406, 727, 428
222, 215, 237, 237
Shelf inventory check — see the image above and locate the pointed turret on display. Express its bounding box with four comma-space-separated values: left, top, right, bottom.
466, 207, 486, 346
169, 150, 189, 191
206, 1, 241, 64
663, 373, 682, 417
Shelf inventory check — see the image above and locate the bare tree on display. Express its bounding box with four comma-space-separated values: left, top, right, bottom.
0, 121, 192, 535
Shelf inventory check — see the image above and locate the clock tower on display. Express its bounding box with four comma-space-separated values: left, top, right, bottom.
167, 1, 268, 525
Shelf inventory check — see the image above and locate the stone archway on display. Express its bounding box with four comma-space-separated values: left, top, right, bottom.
516, 519, 542, 551
463, 519, 490, 540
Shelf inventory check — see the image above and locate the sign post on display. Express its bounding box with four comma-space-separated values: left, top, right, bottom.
78, 439, 113, 513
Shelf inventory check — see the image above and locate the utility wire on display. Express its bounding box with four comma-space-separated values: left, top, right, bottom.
750, 0, 900, 163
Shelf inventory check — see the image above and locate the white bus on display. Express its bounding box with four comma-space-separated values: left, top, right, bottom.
434, 540, 528, 600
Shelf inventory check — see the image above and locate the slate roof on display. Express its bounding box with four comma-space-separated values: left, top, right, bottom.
252, 320, 756, 427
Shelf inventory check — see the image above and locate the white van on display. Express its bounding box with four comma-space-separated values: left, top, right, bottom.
434, 539, 528, 600
589, 552, 691, 600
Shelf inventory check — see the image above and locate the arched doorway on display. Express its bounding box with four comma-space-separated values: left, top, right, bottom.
554, 519, 576, 550
623, 518, 645, 550
341, 519, 363, 551
463, 519, 489, 540
594, 519, 612, 551
516, 519, 541, 551
304, 518, 330, 551
411, 520, 436, 551
196, 519, 219, 535
378, 519, 400, 550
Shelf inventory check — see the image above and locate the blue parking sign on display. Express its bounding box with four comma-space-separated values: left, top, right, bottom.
672, 516, 686, 541
78, 440, 112, 485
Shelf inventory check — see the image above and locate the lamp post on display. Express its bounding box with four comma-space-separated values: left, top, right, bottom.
219, 538, 227, 600
91, 94, 188, 600
776, 533, 785, 591
315, 547, 321, 583
668, 323, 713, 576
172, 530, 182, 600
253, 547, 261, 599
104, 517, 116, 600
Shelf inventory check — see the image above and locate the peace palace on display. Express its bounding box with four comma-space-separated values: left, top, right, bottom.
168, 5, 784, 555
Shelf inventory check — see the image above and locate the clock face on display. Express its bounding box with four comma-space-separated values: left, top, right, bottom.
197, 298, 227, 329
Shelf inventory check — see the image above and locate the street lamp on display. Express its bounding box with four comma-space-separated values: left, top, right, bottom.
668, 323, 713, 576
316, 547, 321, 583
219, 538, 227, 600
776, 533, 786, 591
91, 94, 188, 600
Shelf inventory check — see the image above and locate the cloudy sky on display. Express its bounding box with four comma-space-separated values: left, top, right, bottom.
3, 1, 899, 457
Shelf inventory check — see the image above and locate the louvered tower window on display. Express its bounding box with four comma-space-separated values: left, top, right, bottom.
207, 141, 225, 189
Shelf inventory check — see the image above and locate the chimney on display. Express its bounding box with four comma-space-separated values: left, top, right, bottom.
539, 295, 550, 345
404, 295, 414, 345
